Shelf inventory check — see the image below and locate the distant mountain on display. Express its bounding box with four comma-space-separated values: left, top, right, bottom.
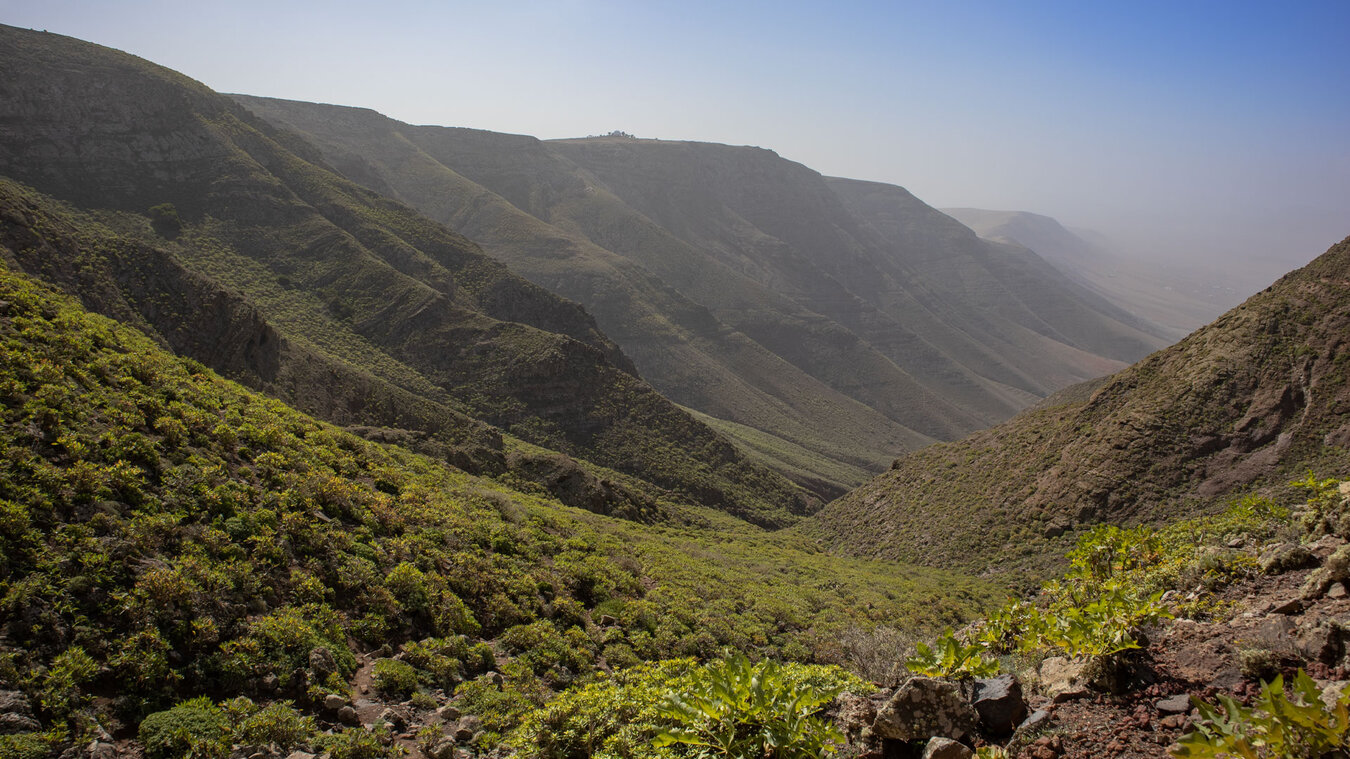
0, 24, 812, 526
808, 235, 1350, 579
232, 97, 1169, 493
942, 207, 1250, 340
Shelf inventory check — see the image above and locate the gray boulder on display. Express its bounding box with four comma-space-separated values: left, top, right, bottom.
970, 674, 1027, 736
872, 676, 977, 742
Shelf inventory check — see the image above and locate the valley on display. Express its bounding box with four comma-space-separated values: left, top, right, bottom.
0, 21, 1346, 759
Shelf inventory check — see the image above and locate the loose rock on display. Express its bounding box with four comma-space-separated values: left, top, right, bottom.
922, 736, 973, 759
872, 676, 978, 742
1039, 657, 1090, 703
1156, 694, 1191, 714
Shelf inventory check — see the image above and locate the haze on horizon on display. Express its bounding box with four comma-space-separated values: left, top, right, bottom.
4, 0, 1347, 293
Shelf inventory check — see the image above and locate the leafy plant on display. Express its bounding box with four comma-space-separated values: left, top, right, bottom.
651, 655, 846, 759
371, 659, 418, 698
905, 628, 1000, 679
1172, 670, 1350, 758
1031, 583, 1171, 659
138, 697, 229, 759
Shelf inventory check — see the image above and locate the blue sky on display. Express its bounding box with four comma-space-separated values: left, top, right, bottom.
3, 0, 1347, 280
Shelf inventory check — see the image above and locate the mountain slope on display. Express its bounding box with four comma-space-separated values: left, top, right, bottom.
943, 207, 1247, 339
809, 235, 1350, 579
228, 97, 940, 497
0, 24, 811, 525
230, 98, 1171, 493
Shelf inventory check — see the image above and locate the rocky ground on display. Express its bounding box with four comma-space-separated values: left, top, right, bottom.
838, 533, 1350, 759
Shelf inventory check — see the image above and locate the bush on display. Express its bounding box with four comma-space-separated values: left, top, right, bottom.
905, 628, 999, 679
228, 698, 317, 750
1173, 670, 1350, 757
652, 655, 848, 759
371, 658, 418, 698
139, 697, 228, 759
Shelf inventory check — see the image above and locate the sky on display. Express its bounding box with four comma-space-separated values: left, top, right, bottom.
3, 0, 1348, 287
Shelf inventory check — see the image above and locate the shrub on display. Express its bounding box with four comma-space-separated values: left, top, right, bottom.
139, 697, 228, 759
652, 655, 848, 759
371, 658, 418, 698
1173, 670, 1350, 758
905, 628, 999, 680
227, 698, 317, 750
319, 725, 400, 759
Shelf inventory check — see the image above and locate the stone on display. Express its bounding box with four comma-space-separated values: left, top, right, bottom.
1311, 535, 1348, 559
0, 711, 40, 734
285, 752, 316, 759
1039, 657, 1089, 703
337, 706, 359, 725
1321, 680, 1350, 710
486, 671, 504, 686
1259, 543, 1317, 574
596, 614, 618, 626
1303, 544, 1350, 599
970, 674, 1027, 736
835, 691, 877, 742
309, 647, 337, 678
1156, 694, 1191, 714
1270, 596, 1304, 615
872, 676, 978, 742
922, 736, 973, 759
378, 707, 406, 731
1331, 583, 1349, 599
1160, 714, 1188, 730
1297, 620, 1345, 663
86, 741, 118, 759
437, 705, 461, 722
427, 739, 457, 759
323, 694, 347, 711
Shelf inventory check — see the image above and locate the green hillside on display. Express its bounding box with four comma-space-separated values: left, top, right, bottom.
809, 235, 1350, 580
0, 257, 997, 755
0, 24, 813, 526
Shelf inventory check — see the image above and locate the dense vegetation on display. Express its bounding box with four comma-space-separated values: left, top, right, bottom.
0, 262, 995, 755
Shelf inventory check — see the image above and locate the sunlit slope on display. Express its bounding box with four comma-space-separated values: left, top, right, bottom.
809, 236, 1350, 579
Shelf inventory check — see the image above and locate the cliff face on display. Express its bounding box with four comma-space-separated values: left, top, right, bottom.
810, 236, 1350, 578
0, 25, 813, 525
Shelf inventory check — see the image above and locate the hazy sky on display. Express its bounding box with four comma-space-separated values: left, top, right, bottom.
4, 1, 1348, 284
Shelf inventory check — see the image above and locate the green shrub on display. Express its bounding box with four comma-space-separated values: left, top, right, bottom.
139, 697, 228, 759
319, 725, 400, 759
905, 628, 999, 679
1173, 670, 1350, 758
226, 698, 317, 750
652, 655, 848, 759
0, 728, 67, 759
371, 658, 418, 698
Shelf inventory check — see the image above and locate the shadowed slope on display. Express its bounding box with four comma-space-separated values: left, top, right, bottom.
0, 24, 812, 525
